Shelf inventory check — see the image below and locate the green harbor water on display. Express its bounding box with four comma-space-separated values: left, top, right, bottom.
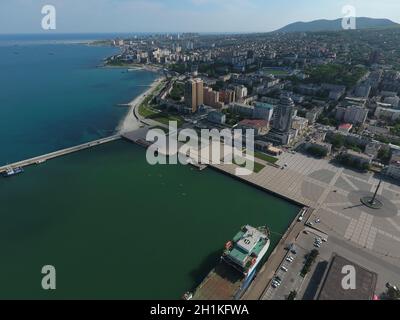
0, 140, 299, 299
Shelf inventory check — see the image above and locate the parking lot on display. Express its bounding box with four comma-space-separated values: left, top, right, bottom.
261, 227, 329, 300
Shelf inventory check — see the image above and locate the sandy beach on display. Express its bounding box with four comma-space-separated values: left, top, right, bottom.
118, 76, 164, 133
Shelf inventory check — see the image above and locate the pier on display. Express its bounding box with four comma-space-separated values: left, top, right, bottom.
0, 134, 121, 174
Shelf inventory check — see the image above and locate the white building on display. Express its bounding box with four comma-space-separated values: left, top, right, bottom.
253, 102, 274, 122
387, 154, 400, 179
336, 105, 369, 125
375, 106, 400, 121
235, 85, 248, 101
292, 116, 309, 134
229, 103, 254, 117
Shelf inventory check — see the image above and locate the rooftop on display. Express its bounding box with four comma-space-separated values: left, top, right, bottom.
238, 119, 269, 128
225, 225, 268, 268
317, 254, 377, 300
339, 123, 353, 129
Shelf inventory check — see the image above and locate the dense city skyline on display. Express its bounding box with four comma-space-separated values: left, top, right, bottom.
1, 0, 400, 34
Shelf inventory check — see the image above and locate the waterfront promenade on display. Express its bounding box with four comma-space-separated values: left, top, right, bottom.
0, 135, 121, 173
211, 151, 400, 299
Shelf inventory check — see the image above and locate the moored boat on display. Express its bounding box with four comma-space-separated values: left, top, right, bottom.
190, 225, 270, 300
2, 166, 24, 178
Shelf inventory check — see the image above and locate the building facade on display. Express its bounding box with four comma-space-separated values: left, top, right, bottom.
185, 78, 204, 113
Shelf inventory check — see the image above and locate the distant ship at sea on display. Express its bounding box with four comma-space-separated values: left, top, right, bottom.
2, 167, 24, 178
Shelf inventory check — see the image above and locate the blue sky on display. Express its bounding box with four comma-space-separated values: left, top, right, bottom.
0, 0, 399, 34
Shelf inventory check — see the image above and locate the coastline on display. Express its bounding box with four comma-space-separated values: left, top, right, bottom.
101, 63, 163, 73
117, 76, 165, 133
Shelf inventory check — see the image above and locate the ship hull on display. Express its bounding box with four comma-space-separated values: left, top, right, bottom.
192, 229, 270, 300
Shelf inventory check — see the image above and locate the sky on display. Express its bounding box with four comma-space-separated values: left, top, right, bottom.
0, 0, 399, 34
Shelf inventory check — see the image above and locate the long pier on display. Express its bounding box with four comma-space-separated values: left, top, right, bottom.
0, 134, 121, 174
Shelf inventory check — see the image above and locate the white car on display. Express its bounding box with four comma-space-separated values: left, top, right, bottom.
281, 266, 288, 272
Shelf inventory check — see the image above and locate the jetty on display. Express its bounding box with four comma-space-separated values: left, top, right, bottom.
0, 135, 121, 174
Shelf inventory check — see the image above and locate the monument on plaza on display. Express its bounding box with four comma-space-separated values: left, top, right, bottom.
361, 179, 384, 209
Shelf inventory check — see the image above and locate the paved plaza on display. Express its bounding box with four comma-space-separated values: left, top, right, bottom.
211, 150, 400, 298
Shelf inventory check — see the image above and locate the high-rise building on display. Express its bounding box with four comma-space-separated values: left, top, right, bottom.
266, 95, 295, 145
185, 78, 204, 113
195, 79, 204, 108
185, 79, 197, 113
272, 95, 295, 133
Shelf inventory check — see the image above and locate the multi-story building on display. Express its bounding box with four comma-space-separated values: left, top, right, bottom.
196, 79, 204, 108
343, 150, 373, 166
354, 84, 371, 98
292, 116, 309, 134
386, 154, 400, 180
266, 95, 296, 145
253, 102, 274, 122
229, 103, 254, 118
235, 85, 248, 101
336, 105, 369, 125
185, 78, 204, 113
219, 89, 236, 104
203, 87, 223, 109
207, 111, 226, 125
272, 95, 295, 133
306, 109, 319, 125
375, 106, 400, 121
238, 119, 269, 136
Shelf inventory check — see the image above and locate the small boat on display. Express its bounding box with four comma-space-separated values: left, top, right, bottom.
182, 292, 193, 300
2, 167, 24, 178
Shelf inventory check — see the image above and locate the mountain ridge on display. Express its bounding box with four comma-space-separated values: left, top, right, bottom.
275, 17, 399, 33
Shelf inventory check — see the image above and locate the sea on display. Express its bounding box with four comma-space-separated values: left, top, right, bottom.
0, 34, 159, 165
0, 34, 300, 299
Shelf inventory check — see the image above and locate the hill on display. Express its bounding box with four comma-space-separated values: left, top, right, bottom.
276, 17, 398, 33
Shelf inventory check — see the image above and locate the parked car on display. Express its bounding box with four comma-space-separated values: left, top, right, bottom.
281, 266, 289, 272
286, 256, 294, 263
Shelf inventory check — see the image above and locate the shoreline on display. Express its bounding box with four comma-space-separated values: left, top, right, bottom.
101, 63, 163, 73
117, 76, 165, 133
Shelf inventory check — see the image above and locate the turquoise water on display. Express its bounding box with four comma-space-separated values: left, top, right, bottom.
0, 38, 300, 299
0, 140, 299, 299
0, 43, 158, 165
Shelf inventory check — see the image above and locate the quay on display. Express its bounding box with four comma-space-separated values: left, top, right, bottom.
0, 134, 121, 174
122, 128, 209, 171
